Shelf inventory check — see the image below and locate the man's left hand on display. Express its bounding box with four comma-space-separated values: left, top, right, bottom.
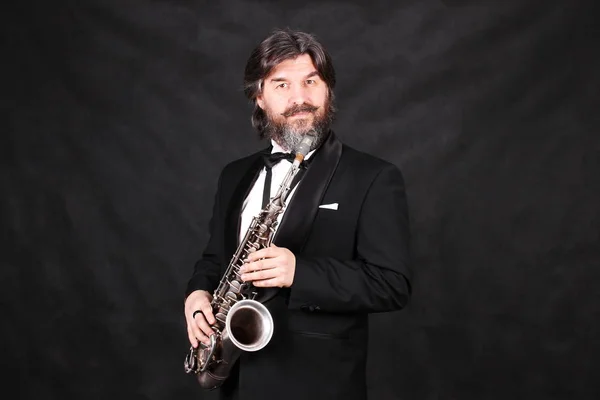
240, 244, 296, 288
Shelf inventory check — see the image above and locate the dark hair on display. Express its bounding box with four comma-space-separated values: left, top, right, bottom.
243, 28, 336, 136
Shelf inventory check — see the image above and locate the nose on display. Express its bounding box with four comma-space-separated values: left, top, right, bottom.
288, 84, 310, 105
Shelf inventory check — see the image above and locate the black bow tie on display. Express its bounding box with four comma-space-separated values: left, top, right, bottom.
262, 152, 295, 169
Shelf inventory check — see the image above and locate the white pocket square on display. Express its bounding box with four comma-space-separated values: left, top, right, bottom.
318, 203, 339, 210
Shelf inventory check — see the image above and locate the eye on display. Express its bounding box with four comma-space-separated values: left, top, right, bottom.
276, 82, 288, 89
306, 79, 316, 85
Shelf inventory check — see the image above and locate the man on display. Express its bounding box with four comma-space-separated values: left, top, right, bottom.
184, 28, 411, 400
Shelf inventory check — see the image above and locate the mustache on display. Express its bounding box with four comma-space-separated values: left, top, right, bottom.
281, 103, 319, 117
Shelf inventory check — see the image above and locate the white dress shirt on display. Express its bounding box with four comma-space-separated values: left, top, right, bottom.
238, 140, 315, 244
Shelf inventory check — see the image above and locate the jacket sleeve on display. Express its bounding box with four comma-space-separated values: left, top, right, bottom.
287, 164, 412, 313
185, 170, 226, 299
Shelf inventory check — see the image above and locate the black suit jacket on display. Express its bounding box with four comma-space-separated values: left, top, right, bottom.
186, 132, 411, 400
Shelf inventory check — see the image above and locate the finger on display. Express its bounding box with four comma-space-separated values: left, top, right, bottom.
187, 324, 199, 348
190, 315, 208, 344
245, 258, 279, 274
242, 257, 281, 273
246, 246, 277, 262
245, 250, 261, 262
196, 330, 210, 346
241, 259, 263, 273
200, 304, 216, 325
242, 267, 278, 282
252, 277, 281, 288
195, 326, 211, 346
194, 312, 215, 338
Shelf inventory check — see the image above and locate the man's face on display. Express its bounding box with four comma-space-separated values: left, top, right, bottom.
257, 54, 331, 151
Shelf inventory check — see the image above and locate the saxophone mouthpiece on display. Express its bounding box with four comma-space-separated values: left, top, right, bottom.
293, 136, 314, 165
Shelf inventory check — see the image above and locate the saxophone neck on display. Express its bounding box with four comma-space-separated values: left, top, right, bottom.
274, 164, 301, 204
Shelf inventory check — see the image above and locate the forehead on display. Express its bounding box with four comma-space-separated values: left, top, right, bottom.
266, 54, 317, 79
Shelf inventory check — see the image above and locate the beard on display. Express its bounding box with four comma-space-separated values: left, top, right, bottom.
262, 96, 335, 153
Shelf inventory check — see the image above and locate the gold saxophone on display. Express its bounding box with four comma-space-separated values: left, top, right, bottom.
184, 136, 314, 390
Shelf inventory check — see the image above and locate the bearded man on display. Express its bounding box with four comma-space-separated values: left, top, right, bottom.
183, 28, 412, 400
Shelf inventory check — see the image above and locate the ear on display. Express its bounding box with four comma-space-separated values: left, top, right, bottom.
256, 94, 265, 110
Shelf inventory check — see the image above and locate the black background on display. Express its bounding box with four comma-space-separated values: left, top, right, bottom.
4, 1, 599, 399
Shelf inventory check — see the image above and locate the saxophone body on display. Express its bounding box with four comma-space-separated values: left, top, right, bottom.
184, 136, 314, 390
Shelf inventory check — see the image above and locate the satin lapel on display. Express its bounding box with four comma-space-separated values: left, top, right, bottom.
272, 131, 343, 252
224, 148, 270, 261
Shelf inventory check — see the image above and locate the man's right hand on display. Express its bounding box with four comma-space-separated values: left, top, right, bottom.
185, 290, 217, 348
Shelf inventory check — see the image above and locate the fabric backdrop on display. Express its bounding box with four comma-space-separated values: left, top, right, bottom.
4, 0, 598, 399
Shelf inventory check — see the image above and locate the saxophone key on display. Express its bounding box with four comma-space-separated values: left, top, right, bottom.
229, 280, 242, 291
225, 291, 239, 302
215, 313, 227, 324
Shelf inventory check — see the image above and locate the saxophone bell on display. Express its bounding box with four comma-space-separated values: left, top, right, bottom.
183, 299, 274, 390
226, 299, 274, 352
